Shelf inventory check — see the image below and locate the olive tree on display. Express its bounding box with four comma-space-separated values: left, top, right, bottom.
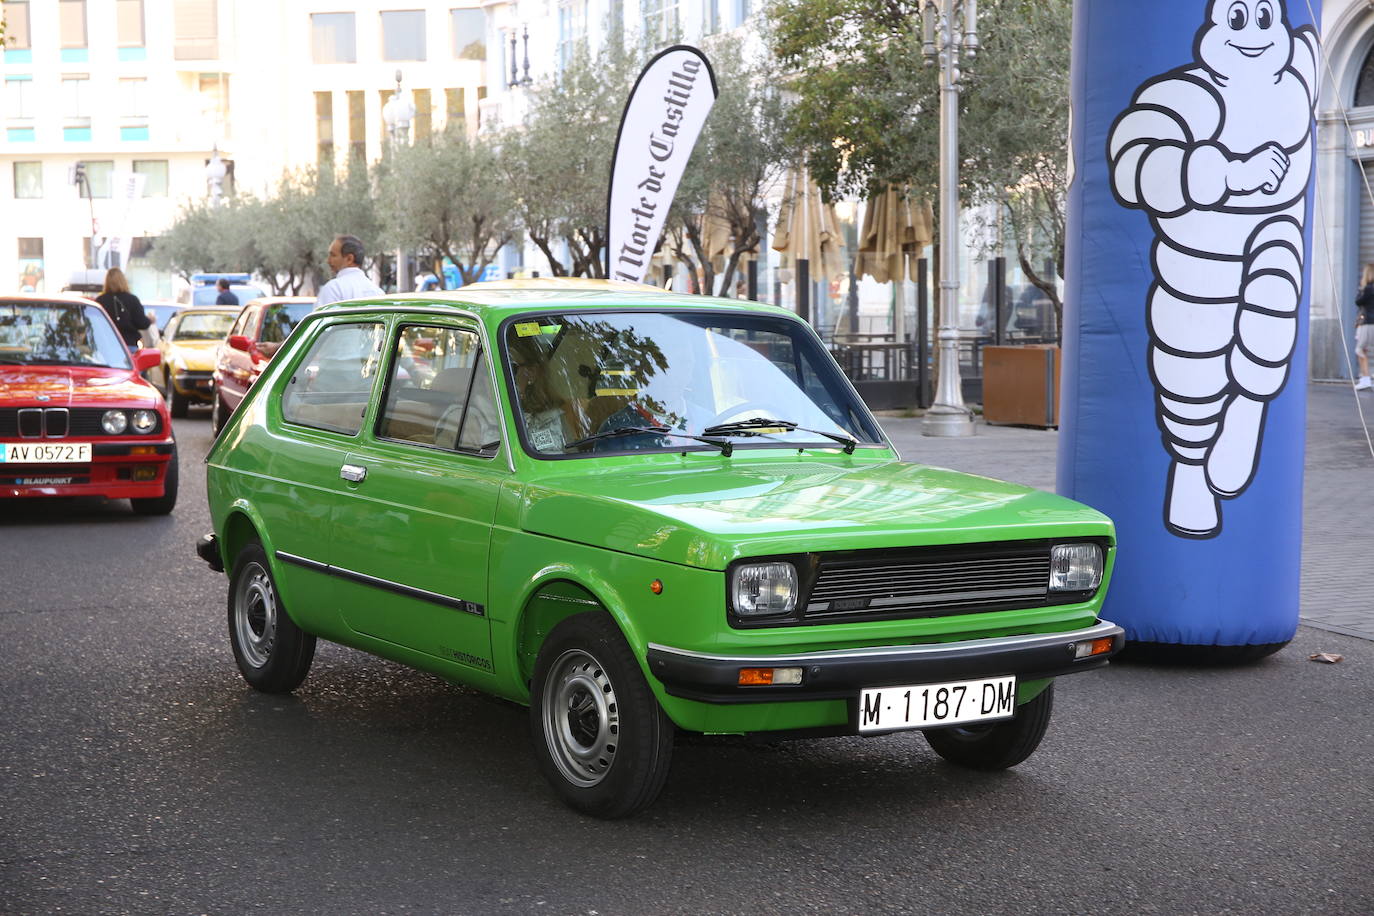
379, 129, 515, 288
497, 42, 639, 278
669, 36, 792, 296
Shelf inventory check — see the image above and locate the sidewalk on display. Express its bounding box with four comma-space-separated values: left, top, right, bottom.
876, 382, 1374, 641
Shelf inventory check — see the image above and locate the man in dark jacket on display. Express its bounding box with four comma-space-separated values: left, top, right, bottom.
215, 278, 238, 306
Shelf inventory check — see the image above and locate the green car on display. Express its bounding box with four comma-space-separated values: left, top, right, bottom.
198, 279, 1121, 818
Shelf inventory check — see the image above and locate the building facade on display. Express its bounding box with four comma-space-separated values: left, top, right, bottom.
1313, 0, 1374, 380
1, 0, 491, 299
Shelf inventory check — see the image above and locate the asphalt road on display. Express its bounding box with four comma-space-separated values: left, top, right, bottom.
2, 412, 1372, 915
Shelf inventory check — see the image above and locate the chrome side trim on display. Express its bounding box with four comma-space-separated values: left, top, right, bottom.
276, 550, 485, 616
648, 620, 1122, 665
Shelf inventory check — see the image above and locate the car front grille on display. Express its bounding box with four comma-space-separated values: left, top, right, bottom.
806, 553, 1050, 618
729, 539, 1106, 629
0, 407, 161, 438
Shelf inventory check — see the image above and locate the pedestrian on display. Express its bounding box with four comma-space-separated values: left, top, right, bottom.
1356, 264, 1374, 391
315, 235, 383, 306
95, 267, 151, 351
215, 278, 238, 305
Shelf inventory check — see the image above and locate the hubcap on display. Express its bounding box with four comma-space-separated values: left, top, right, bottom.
542, 649, 619, 788
234, 562, 277, 669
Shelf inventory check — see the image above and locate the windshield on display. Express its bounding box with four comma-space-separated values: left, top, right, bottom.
172, 311, 236, 341
0, 301, 132, 369
502, 310, 885, 457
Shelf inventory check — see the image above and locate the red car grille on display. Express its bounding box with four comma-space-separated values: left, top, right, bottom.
0, 407, 161, 437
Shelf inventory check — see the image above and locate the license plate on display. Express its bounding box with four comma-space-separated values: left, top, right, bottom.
1, 442, 92, 464
858, 675, 1017, 734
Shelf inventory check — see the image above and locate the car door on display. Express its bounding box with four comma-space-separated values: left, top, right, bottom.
264, 318, 391, 628
324, 320, 506, 674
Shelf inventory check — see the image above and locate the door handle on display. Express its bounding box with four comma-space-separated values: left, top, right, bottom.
340, 464, 367, 483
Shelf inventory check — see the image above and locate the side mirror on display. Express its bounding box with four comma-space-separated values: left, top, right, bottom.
228, 335, 251, 352
132, 348, 161, 372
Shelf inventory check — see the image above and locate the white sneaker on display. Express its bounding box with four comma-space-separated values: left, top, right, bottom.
1357, 376, 1372, 391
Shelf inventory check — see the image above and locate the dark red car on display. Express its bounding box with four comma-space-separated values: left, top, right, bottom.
211, 296, 316, 432
1, 295, 177, 514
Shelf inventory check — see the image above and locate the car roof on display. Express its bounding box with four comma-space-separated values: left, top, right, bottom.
3, 293, 101, 307
241, 296, 315, 307
314, 278, 795, 322
172, 306, 238, 317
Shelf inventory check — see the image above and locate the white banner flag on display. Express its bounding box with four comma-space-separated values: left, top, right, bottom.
605, 45, 717, 284
99, 170, 147, 270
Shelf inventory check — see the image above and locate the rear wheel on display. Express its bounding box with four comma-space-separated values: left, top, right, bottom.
227, 542, 315, 693
169, 386, 189, 418
923, 683, 1054, 770
529, 613, 674, 818
130, 447, 178, 516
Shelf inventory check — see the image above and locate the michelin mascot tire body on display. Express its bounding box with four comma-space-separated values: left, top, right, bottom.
1060, 0, 1320, 661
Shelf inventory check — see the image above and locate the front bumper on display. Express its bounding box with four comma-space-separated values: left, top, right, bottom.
647, 620, 1124, 704
171, 371, 215, 401
0, 441, 175, 498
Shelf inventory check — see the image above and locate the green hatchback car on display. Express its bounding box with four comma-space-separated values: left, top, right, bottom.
198, 279, 1122, 817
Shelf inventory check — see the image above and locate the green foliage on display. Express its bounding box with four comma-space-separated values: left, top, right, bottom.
150, 164, 377, 295
671, 35, 793, 295
378, 129, 515, 287
767, 0, 1073, 316
497, 42, 641, 277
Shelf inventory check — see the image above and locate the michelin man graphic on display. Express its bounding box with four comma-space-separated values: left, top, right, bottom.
1108, 0, 1318, 538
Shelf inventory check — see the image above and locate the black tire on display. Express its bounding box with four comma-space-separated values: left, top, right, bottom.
923, 683, 1054, 771
529, 612, 674, 818
212, 391, 229, 433
169, 386, 189, 418
227, 542, 316, 693
130, 447, 178, 516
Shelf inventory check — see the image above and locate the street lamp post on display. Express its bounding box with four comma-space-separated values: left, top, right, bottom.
921, 0, 977, 437
381, 70, 416, 292
205, 146, 227, 208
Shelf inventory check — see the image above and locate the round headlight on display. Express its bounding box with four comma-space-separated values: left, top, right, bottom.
1049, 543, 1103, 592
731, 562, 799, 616
131, 409, 158, 434
101, 410, 128, 434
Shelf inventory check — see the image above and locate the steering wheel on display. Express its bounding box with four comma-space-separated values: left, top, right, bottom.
704, 402, 776, 429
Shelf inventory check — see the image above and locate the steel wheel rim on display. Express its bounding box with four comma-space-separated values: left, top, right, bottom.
234, 562, 277, 669
542, 649, 619, 788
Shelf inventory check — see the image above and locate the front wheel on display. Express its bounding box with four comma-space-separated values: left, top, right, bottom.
212, 391, 229, 433
923, 683, 1054, 770
227, 542, 315, 693
169, 385, 189, 418
529, 613, 674, 818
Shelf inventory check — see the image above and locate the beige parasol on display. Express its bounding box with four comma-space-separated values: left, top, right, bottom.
856, 185, 934, 341
772, 166, 844, 321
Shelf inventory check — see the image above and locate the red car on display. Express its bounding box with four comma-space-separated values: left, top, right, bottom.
0, 295, 177, 514
211, 296, 316, 432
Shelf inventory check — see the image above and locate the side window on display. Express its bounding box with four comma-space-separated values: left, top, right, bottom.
280, 322, 387, 436
260, 306, 294, 344
377, 324, 501, 454
228, 307, 252, 337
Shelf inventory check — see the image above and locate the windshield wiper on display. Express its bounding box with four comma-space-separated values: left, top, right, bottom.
564, 425, 734, 456
700, 417, 859, 454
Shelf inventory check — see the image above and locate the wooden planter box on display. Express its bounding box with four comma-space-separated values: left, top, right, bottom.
982, 345, 1060, 428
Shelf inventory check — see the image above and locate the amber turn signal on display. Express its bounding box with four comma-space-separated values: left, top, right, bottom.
737, 667, 803, 686
650, 579, 663, 595
1073, 636, 1116, 659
